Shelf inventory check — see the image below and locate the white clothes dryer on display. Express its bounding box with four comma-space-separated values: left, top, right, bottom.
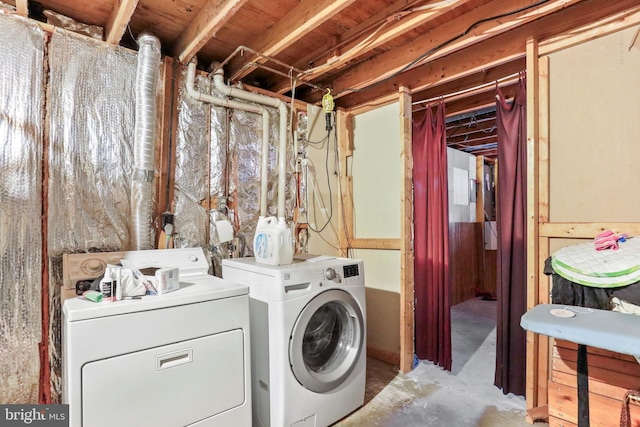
62, 248, 251, 427
222, 255, 366, 427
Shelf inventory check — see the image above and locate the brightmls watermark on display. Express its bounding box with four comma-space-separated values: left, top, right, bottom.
0, 405, 68, 426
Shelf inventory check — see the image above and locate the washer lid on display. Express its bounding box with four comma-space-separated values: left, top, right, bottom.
64, 276, 248, 322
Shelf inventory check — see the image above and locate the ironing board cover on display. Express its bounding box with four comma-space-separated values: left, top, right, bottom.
551, 237, 640, 288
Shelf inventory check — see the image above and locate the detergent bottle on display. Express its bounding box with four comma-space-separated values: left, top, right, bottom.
253, 216, 294, 265
277, 217, 293, 265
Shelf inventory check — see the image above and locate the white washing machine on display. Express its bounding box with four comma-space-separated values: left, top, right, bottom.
62, 247, 251, 427
221, 254, 366, 427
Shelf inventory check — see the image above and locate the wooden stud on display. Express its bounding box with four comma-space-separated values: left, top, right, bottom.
336, 109, 354, 257
399, 86, 415, 374
104, 0, 139, 45
525, 36, 541, 421
475, 156, 484, 223
155, 57, 179, 241
536, 54, 551, 410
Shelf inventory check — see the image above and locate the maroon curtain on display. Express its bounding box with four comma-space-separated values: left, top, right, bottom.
494, 74, 527, 396
412, 101, 451, 370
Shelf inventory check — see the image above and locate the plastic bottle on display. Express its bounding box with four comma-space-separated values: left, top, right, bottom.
99, 267, 114, 302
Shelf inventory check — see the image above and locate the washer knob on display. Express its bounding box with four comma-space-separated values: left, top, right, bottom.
324, 268, 337, 281
188, 255, 198, 262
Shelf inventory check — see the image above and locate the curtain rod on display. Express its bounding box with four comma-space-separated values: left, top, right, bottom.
412, 71, 523, 106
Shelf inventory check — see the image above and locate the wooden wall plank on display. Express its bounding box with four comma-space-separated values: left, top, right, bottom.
399, 85, 414, 374
449, 222, 484, 306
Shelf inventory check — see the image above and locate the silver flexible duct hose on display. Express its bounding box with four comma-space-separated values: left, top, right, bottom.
131, 33, 161, 249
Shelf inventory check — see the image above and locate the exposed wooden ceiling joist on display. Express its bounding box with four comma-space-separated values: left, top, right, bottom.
337, 0, 640, 110
299, 0, 477, 82
225, 0, 357, 81
411, 59, 525, 111
315, 0, 582, 103
105, 0, 139, 45
14, 0, 27, 16
173, 0, 250, 64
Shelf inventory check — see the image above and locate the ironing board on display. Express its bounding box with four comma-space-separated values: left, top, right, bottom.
521, 304, 640, 427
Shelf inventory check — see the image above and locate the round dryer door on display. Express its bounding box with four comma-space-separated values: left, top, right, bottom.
289, 289, 364, 393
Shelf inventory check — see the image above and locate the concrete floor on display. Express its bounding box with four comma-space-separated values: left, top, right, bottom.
335, 298, 549, 427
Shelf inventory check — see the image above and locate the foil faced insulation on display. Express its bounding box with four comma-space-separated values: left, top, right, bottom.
0, 14, 45, 404
175, 68, 296, 260
48, 30, 137, 254
47, 30, 137, 400
174, 71, 212, 249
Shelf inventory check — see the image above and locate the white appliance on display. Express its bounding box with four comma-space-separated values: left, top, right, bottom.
62, 247, 252, 427
222, 254, 366, 427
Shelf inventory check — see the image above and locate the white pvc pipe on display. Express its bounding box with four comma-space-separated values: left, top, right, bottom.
186, 61, 270, 217
212, 69, 289, 219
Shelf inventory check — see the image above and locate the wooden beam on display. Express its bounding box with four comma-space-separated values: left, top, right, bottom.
321, 0, 582, 101
412, 59, 526, 111
16, 0, 28, 16
475, 156, 484, 223
174, 0, 249, 64
155, 57, 179, 239
104, 0, 139, 45
287, 0, 427, 82
226, 0, 357, 81
336, 109, 354, 257
525, 36, 541, 420
300, 0, 476, 81
350, 238, 401, 250
399, 85, 415, 374
540, 6, 640, 56
444, 82, 518, 117
539, 223, 640, 239
336, 0, 640, 110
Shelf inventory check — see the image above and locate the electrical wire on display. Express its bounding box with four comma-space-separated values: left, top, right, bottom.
307, 112, 335, 233
335, 0, 551, 97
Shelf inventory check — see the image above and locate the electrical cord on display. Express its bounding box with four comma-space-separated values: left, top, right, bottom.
336, 0, 551, 97
307, 112, 335, 233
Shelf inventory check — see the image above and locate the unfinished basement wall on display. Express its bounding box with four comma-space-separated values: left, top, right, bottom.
352, 102, 402, 363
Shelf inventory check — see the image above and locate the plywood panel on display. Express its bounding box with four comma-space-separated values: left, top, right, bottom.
449, 222, 483, 306
549, 26, 640, 223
